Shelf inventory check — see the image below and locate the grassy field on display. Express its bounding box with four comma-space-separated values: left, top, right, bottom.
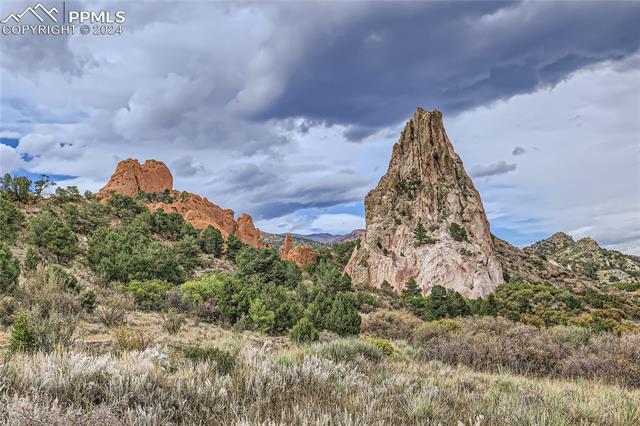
0, 314, 639, 425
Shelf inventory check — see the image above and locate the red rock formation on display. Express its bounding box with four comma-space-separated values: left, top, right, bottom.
236, 214, 262, 249
97, 159, 172, 199
98, 159, 262, 248
279, 233, 317, 268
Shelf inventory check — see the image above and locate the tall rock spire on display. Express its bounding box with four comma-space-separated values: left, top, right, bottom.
345, 108, 503, 298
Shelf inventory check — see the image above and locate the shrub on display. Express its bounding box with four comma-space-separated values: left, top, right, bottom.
149, 209, 197, 240
449, 222, 467, 242
88, 225, 186, 284
80, 289, 96, 313
363, 337, 394, 356
1, 173, 31, 203
308, 338, 384, 363
96, 291, 135, 326
313, 261, 352, 294
182, 273, 253, 324
304, 292, 333, 330
199, 225, 224, 257
112, 326, 152, 352
257, 283, 303, 334
61, 202, 79, 229
236, 246, 301, 289
161, 309, 186, 334
166, 287, 193, 312
414, 318, 461, 345
182, 345, 236, 374
290, 317, 319, 344
23, 246, 42, 271
0, 194, 23, 242
0, 242, 20, 293
53, 186, 81, 203
28, 210, 78, 261
249, 297, 276, 333
74, 200, 110, 233
355, 291, 379, 310
16, 266, 83, 317
173, 235, 202, 274
9, 309, 77, 353
361, 309, 424, 341
107, 194, 145, 222
326, 292, 361, 336
0, 295, 17, 325
137, 189, 175, 204
225, 235, 244, 262
123, 280, 174, 311
9, 312, 35, 353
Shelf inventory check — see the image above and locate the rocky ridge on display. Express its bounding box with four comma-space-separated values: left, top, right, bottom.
345, 108, 503, 298
525, 233, 640, 283
97, 159, 262, 248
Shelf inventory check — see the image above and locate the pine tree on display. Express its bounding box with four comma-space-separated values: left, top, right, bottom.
199, 225, 224, 257
402, 278, 422, 298
290, 317, 319, 344
9, 312, 36, 353
326, 292, 361, 336
414, 222, 427, 246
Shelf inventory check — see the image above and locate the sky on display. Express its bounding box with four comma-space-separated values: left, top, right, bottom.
0, 1, 639, 254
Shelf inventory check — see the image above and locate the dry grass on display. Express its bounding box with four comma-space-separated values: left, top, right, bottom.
1, 309, 638, 424
0, 339, 638, 425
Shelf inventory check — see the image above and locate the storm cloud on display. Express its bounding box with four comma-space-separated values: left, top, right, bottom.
0, 1, 638, 251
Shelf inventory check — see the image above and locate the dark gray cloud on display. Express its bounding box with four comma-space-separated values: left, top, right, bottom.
470, 161, 517, 178
512, 146, 526, 156
256, 1, 640, 139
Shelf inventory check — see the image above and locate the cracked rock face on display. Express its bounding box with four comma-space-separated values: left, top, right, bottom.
97, 158, 262, 248
345, 108, 503, 298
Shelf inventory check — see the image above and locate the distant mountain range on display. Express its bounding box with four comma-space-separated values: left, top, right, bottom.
291, 229, 364, 245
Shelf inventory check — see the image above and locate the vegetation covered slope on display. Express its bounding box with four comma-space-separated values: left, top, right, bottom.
525, 232, 640, 283
1, 174, 640, 424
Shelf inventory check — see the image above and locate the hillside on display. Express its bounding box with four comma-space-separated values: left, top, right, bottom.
525, 232, 640, 283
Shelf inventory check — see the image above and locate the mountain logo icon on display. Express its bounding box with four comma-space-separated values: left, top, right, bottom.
1, 3, 59, 24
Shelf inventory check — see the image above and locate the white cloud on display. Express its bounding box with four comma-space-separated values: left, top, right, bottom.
0, 145, 22, 172
447, 56, 640, 253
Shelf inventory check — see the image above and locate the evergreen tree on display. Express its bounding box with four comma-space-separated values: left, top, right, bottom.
414, 222, 427, 246
0, 194, 23, 242
9, 312, 35, 353
290, 317, 319, 343
0, 243, 20, 293
326, 292, 361, 336
199, 225, 224, 257
225, 235, 244, 262
402, 278, 422, 298
28, 210, 78, 262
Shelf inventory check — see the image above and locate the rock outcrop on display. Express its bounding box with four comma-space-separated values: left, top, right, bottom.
97, 159, 173, 199
279, 233, 317, 268
98, 158, 262, 248
345, 108, 503, 298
